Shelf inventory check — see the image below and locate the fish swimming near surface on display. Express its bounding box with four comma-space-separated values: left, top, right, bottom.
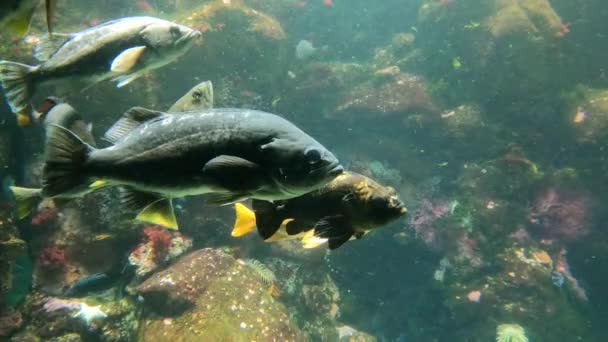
231, 171, 406, 249
0, 16, 201, 121
0, 0, 57, 36
168, 80, 214, 112
40, 107, 343, 229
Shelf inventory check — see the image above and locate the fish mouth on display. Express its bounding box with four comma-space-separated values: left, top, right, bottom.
177, 30, 202, 45
328, 164, 344, 177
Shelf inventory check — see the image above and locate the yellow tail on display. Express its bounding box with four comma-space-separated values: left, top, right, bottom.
232, 203, 257, 237
9, 186, 42, 220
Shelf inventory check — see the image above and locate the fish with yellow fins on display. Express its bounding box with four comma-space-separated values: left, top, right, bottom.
232, 171, 406, 250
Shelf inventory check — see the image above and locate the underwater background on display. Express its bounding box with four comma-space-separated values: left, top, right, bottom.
1, 0, 608, 341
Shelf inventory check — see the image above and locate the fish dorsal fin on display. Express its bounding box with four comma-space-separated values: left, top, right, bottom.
104, 107, 165, 143
34, 33, 74, 62
119, 187, 178, 229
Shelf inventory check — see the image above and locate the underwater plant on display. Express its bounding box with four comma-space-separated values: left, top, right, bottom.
245, 259, 276, 285
496, 324, 529, 342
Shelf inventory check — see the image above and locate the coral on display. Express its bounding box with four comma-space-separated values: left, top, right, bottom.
0, 307, 23, 337
245, 259, 276, 285
528, 185, 591, 242
486, 0, 565, 39
38, 246, 66, 270
496, 323, 529, 342
129, 228, 192, 279
408, 198, 451, 249
143, 225, 173, 262
31, 207, 58, 226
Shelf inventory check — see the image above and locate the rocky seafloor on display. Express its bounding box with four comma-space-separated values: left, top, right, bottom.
1, 0, 608, 341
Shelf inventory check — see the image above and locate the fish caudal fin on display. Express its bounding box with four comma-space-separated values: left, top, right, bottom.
0, 61, 35, 116
9, 186, 42, 220
42, 125, 94, 197
251, 199, 285, 240
232, 203, 257, 237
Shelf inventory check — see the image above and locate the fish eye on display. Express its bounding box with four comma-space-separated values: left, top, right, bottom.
192, 90, 202, 101
170, 26, 181, 38
305, 149, 321, 165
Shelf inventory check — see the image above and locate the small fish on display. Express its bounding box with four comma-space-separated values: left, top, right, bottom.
231, 171, 406, 249
38, 108, 343, 230
0, 0, 57, 36
573, 106, 587, 123
63, 272, 112, 297
0, 16, 201, 119
93, 233, 114, 241
167, 81, 214, 112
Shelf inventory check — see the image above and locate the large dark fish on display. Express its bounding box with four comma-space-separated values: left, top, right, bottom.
41, 107, 343, 229
0, 0, 57, 36
0, 16, 201, 119
232, 171, 406, 249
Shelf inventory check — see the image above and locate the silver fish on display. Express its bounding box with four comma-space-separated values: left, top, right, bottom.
0, 16, 201, 116
168, 81, 214, 112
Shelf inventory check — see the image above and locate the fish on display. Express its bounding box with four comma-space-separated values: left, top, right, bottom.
9, 97, 101, 219
231, 171, 406, 249
9, 81, 212, 220
40, 107, 343, 229
167, 81, 214, 112
0, 0, 57, 36
0, 16, 201, 118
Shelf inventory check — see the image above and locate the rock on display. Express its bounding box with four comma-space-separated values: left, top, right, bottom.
137, 248, 305, 341
0, 307, 23, 337
301, 275, 341, 321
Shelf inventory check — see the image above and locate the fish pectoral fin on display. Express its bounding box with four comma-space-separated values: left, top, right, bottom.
313, 216, 354, 250
205, 192, 248, 206
9, 186, 42, 220
231, 203, 257, 237
104, 107, 166, 143
6, 6, 35, 36
203, 155, 263, 190
111, 46, 146, 73
34, 33, 74, 61
119, 187, 178, 229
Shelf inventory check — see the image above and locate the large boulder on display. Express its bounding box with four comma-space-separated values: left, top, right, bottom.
137, 248, 305, 341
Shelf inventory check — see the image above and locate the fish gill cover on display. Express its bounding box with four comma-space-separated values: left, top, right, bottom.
0, 0, 607, 341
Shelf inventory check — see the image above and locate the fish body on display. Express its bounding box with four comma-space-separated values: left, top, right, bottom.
0, 16, 201, 116
232, 171, 406, 249
42, 107, 343, 229
168, 80, 213, 112
0, 0, 56, 36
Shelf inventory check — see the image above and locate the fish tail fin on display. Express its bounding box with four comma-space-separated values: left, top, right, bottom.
9, 186, 42, 220
0, 61, 35, 116
232, 203, 257, 237
251, 200, 285, 240
42, 125, 94, 197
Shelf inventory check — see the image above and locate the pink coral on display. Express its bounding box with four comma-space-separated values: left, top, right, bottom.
528, 186, 591, 241
31, 208, 58, 226
409, 198, 450, 249
143, 225, 173, 262
38, 246, 66, 270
